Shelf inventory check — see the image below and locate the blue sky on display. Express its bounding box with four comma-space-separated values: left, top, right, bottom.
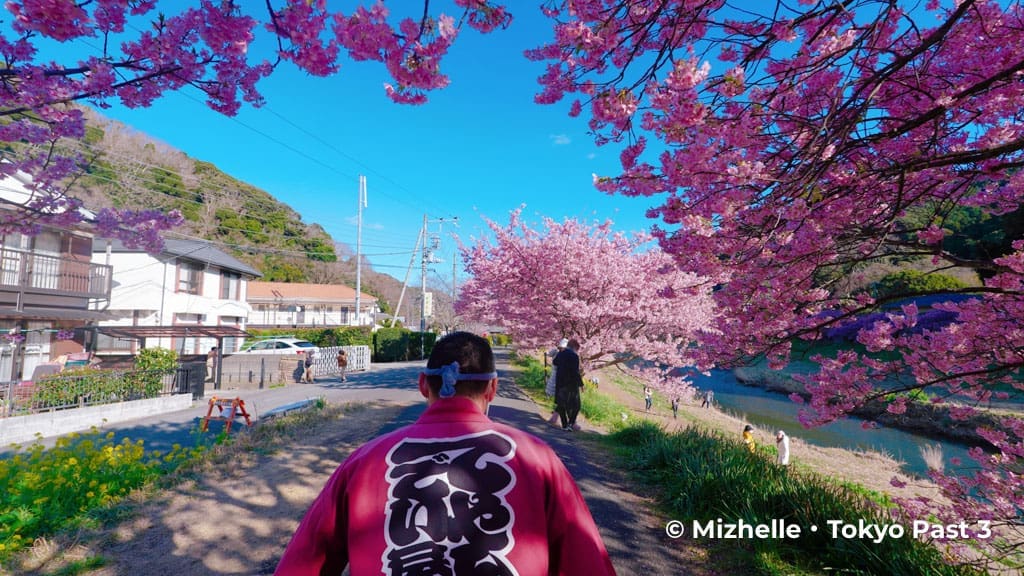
57, 4, 662, 284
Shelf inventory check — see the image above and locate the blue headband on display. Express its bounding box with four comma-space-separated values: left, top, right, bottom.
422, 361, 498, 398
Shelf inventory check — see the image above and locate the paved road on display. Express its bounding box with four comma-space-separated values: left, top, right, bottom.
28, 350, 573, 455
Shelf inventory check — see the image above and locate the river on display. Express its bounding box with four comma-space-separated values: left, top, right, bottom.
692, 370, 978, 478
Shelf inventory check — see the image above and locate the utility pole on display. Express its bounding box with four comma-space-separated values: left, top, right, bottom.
355, 176, 367, 326
420, 214, 428, 359
418, 215, 458, 359
394, 227, 423, 329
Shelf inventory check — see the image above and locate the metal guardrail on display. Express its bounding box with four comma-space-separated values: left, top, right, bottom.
0, 362, 205, 418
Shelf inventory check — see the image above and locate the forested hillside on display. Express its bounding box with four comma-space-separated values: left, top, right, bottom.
53, 108, 441, 326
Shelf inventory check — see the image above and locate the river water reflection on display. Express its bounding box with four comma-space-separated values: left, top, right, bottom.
693, 370, 977, 478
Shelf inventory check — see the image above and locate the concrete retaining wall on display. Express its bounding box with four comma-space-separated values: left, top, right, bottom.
0, 394, 194, 446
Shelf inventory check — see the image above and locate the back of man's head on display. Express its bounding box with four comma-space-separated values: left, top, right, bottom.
424, 332, 496, 397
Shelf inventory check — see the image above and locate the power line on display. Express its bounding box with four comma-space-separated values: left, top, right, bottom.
73, 141, 419, 244
57, 25, 447, 228
5, 144, 422, 251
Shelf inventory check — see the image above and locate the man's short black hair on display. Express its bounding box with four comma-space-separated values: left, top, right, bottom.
424, 331, 495, 397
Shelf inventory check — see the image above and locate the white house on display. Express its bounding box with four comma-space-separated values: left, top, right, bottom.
0, 168, 113, 381
246, 281, 379, 329
92, 238, 262, 355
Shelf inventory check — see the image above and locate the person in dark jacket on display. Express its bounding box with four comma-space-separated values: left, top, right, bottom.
553, 338, 585, 431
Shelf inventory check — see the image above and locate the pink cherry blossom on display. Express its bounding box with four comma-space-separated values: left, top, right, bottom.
0, 1, 510, 249
527, 0, 1024, 560
456, 209, 716, 392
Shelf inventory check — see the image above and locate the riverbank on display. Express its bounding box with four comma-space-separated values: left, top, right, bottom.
590, 365, 947, 504
732, 365, 1003, 447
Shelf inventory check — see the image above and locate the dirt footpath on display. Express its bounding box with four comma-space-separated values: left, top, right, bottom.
20, 359, 719, 575
79, 402, 414, 575
11, 352, 945, 576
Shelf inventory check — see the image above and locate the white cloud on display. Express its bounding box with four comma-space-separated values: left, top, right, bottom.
549, 134, 571, 145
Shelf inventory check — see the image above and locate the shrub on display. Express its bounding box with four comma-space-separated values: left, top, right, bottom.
872, 269, 968, 300
0, 431, 197, 561
373, 327, 408, 362
247, 327, 373, 347
32, 369, 130, 408
131, 347, 178, 397
371, 328, 435, 362
31, 348, 178, 408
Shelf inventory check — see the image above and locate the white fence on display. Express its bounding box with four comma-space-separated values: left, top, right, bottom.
215, 345, 371, 388
310, 345, 370, 375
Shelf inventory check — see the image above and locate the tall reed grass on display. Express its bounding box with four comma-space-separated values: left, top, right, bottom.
920, 443, 945, 473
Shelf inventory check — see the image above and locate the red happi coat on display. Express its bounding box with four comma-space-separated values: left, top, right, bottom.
275, 397, 616, 576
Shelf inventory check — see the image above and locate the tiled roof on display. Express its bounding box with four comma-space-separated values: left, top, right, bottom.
247, 281, 377, 304
94, 237, 262, 278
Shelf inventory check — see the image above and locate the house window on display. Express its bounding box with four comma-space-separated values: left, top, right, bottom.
220, 271, 240, 300
172, 313, 202, 354
220, 316, 243, 352
177, 261, 203, 294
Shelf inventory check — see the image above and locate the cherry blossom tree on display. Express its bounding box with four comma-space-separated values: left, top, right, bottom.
0, 0, 510, 250
528, 0, 1024, 561
9, 0, 1024, 561
457, 209, 715, 398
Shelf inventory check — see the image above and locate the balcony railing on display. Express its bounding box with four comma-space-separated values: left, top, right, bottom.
0, 248, 112, 300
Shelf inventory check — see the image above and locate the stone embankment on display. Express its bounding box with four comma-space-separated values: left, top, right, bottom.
732, 366, 1003, 447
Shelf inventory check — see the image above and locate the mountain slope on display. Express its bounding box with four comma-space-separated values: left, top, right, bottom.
58, 108, 441, 325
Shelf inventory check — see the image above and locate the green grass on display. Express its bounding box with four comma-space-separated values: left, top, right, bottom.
48, 555, 106, 576
511, 351, 983, 575
511, 353, 631, 432
606, 422, 983, 576
0, 402, 349, 569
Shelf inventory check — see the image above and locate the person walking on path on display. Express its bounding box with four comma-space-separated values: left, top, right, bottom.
742, 425, 756, 453
671, 397, 679, 419
274, 332, 617, 576
546, 338, 568, 426
700, 389, 714, 409
303, 349, 316, 383
335, 348, 348, 382
776, 430, 790, 467
553, 338, 586, 431
644, 386, 653, 412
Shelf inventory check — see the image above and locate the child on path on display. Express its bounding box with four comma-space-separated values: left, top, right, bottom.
336, 348, 348, 382
303, 350, 316, 383
742, 425, 756, 453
